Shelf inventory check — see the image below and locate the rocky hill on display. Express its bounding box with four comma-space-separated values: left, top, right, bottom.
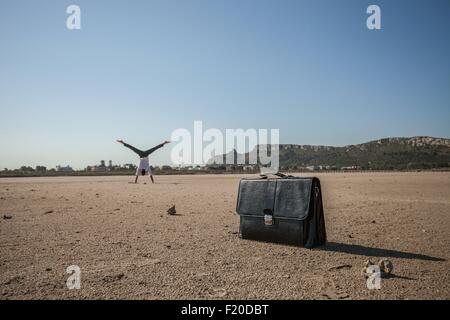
209, 137, 450, 170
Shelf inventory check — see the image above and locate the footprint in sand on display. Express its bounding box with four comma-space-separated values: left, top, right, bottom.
320, 278, 350, 300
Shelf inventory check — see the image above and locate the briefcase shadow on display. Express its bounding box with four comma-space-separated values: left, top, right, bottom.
319, 242, 446, 262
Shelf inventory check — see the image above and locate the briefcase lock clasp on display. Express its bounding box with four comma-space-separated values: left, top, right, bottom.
263, 209, 274, 226
264, 215, 273, 226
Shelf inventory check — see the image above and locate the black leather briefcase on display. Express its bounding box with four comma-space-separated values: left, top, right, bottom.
236, 174, 326, 247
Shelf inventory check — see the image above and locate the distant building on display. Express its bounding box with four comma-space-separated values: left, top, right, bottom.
341, 166, 361, 171
108, 160, 112, 168
56, 165, 73, 172
35, 166, 47, 172
123, 163, 137, 170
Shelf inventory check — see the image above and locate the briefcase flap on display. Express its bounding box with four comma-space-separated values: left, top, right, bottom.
236, 179, 277, 217
273, 178, 313, 220
236, 177, 314, 221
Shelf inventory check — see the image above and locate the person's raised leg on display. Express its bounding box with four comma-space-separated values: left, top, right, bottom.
117, 140, 145, 157
142, 141, 171, 157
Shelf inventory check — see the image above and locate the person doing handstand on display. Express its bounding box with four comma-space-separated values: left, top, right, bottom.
117, 139, 170, 184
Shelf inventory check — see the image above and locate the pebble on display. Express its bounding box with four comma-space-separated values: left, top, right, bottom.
167, 205, 176, 215
378, 258, 394, 274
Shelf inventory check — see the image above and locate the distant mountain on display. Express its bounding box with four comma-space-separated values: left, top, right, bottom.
208, 136, 450, 170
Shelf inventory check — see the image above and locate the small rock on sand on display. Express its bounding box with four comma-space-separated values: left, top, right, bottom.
44, 210, 54, 214
3, 214, 12, 220
378, 258, 394, 274
364, 260, 374, 268
362, 259, 394, 278
362, 260, 376, 278
167, 205, 176, 215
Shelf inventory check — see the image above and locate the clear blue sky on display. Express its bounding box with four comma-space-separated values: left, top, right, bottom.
0, 0, 449, 169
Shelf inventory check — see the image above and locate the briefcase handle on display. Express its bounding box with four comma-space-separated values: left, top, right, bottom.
259, 172, 294, 179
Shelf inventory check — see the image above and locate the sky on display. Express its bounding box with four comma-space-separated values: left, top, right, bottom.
0, 0, 449, 169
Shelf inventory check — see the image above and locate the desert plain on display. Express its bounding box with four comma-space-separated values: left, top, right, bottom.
0, 172, 449, 299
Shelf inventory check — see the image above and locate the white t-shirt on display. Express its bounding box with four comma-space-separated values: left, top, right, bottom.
136, 157, 152, 175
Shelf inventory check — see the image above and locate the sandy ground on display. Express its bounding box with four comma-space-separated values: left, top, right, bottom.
0, 172, 449, 300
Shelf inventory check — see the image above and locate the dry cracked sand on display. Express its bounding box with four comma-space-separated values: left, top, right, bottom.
0, 172, 449, 299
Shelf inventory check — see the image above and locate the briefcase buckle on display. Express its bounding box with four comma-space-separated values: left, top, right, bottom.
264, 214, 274, 226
